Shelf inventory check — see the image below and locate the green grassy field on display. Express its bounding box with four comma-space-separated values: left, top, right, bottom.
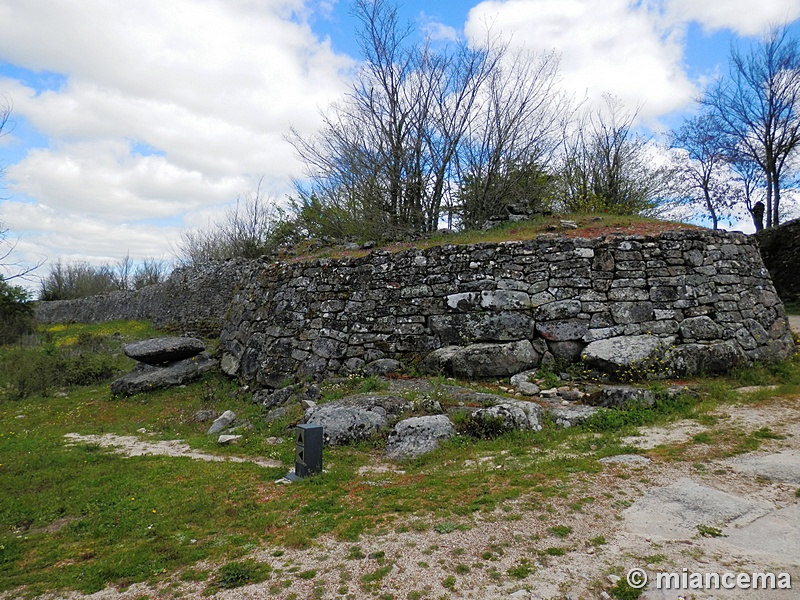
1, 320, 798, 597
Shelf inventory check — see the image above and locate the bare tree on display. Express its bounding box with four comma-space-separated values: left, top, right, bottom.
670, 111, 738, 229
558, 95, 675, 215
176, 178, 290, 265
287, 0, 570, 238
0, 101, 44, 282
702, 24, 800, 227
457, 48, 570, 228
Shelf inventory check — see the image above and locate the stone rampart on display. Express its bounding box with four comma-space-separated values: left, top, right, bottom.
35, 259, 250, 336
756, 218, 800, 303
219, 229, 794, 388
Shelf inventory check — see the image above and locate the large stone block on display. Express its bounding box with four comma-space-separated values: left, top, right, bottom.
123, 337, 205, 365
667, 340, 748, 376
581, 335, 675, 378
111, 353, 217, 397
420, 340, 539, 379
429, 311, 535, 343
385, 415, 455, 460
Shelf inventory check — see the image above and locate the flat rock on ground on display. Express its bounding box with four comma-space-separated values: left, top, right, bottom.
727, 450, 800, 484
123, 336, 205, 365
623, 477, 774, 540
111, 353, 217, 396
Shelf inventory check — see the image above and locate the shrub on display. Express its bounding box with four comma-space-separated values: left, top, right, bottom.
460, 413, 508, 439
0, 275, 35, 344
214, 560, 271, 589
0, 344, 122, 399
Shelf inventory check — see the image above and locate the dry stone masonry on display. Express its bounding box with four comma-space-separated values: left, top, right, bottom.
220, 229, 794, 388
36, 259, 248, 336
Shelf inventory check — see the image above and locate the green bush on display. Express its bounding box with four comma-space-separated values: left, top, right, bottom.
0, 344, 122, 399
461, 413, 508, 439
0, 276, 35, 345
214, 560, 271, 589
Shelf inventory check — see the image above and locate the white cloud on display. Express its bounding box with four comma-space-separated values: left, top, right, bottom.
0, 0, 353, 273
465, 0, 696, 121
420, 13, 460, 42
666, 0, 800, 36
1, 200, 179, 270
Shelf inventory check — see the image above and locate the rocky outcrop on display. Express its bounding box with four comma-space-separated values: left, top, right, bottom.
466, 400, 543, 434
385, 415, 455, 460
123, 337, 205, 365
303, 395, 413, 446
111, 336, 217, 397
110, 352, 217, 397
221, 229, 794, 387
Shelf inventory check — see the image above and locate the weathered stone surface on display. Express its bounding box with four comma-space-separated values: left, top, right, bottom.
535, 318, 589, 341
581, 335, 674, 377
253, 386, 297, 410
418, 346, 462, 375
363, 358, 403, 376
547, 340, 586, 362
467, 399, 543, 432
546, 404, 599, 427
38, 229, 794, 386
534, 299, 581, 321
304, 403, 388, 446
111, 353, 217, 397
429, 312, 535, 343
217, 434, 242, 445
679, 315, 723, 340
756, 217, 800, 303
208, 410, 237, 434
123, 337, 205, 365
385, 415, 455, 460
667, 340, 747, 376
421, 340, 539, 378
588, 385, 656, 409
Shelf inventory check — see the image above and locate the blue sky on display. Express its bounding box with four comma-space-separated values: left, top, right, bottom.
1, 0, 799, 286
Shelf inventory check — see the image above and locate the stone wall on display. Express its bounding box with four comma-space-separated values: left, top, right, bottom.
756, 217, 800, 303
35, 259, 250, 336
220, 229, 795, 388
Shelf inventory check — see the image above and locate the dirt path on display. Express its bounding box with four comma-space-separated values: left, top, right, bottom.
63, 433, 281, 469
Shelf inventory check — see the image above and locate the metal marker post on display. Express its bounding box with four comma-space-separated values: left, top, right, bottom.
287, 423, 323, 481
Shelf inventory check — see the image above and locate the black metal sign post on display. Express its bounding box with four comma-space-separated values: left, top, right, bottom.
287, 423, 323, 481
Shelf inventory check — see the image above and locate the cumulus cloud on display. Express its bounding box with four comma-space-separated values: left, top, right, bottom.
666, 0, 800, 36
0, 0, 352, 269
466, 0, 696, 121
0, 200, 178, 270
420, 13, 460, 42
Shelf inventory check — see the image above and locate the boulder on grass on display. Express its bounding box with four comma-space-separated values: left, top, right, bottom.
465, 400, 543, 437
420, 340, 539, 379
123, 337, 205, 365
666, 340, 748, 376
111, 353, 217, 397
304, 405, 387, 446
385, 415, 455, 460
581, 335, 674, 378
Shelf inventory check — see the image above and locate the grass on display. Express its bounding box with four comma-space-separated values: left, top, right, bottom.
279, 213, 701, 264
1, 319, 799, 597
